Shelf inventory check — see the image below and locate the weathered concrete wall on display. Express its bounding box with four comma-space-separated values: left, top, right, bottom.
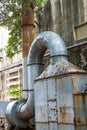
35, 0, 84, 45
35, 0, 87, 70
83, 0, 87, 21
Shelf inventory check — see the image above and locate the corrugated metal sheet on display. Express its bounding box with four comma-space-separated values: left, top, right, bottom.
58, 125, 74, 130
49, 123, 58, 130
73, 75, 87, 129
47, 78, 57, 122
35, 80, 48, 123
56, 76, 74, 125
35, 123, 48, 130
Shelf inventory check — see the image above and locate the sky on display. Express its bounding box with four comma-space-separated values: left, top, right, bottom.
0, 27, 9, 49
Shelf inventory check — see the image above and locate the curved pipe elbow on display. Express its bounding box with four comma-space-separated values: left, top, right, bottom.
27, 31, 68, 65
17, 31, 68, 120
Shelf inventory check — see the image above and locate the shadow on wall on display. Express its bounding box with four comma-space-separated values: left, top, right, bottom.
68, 45, 87, 70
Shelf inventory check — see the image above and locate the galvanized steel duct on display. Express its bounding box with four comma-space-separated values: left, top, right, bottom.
6, 31, 68, 127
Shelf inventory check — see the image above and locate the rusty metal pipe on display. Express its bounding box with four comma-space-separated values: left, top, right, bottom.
17, 31, 68, 120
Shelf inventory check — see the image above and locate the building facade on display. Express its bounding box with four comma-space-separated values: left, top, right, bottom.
0, 28, 22, 101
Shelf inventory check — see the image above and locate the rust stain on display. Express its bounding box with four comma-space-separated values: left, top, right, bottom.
59, 105, 72, 123
55, 60, 84, 76
48, 98, 56, 102
76, 117, 81, 125
74, 96, 80, 110
74, 93, 87, 126
49, 107, 58, 122
60, 108, 66, 123
72, 75, 77, 93
50, 108, 57, 112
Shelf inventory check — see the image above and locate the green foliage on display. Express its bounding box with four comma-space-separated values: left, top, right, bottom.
0, 0, 22, 58
6, 84, 22, 100
0, 49, 3, 61
0, 0, 48, 58
5, 20, 21, 58
22, 0, 48, 9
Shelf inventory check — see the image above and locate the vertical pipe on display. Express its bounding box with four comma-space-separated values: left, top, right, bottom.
21, 7, 35, 100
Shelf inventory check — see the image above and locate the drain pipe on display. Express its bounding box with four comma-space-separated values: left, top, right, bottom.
6, 31, 68, 128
